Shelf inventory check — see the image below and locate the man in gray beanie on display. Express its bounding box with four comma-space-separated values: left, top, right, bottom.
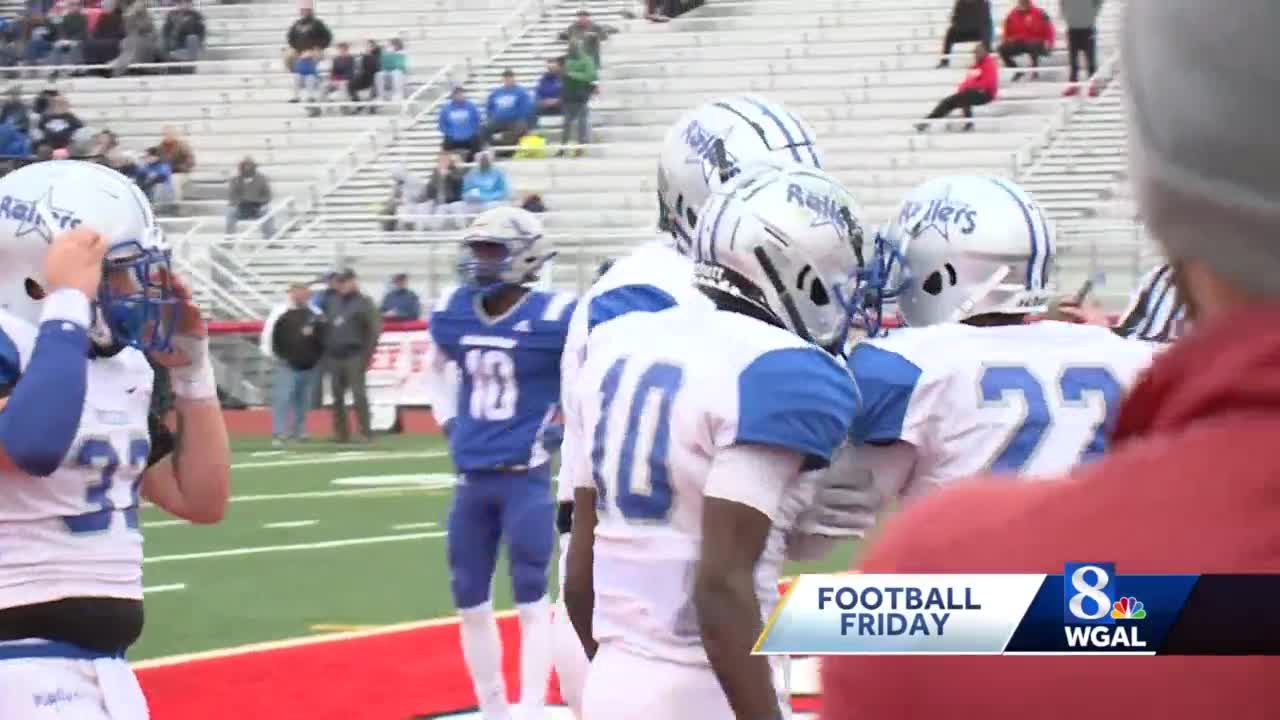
821, 0, 1280, 716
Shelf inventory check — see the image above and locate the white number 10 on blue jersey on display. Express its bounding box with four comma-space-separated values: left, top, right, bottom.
590, 357, 684, 522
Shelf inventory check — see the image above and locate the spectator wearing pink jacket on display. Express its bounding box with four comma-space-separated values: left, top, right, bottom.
917, 41, 999, 132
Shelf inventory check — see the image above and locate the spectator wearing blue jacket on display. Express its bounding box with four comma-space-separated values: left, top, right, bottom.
136, 146, 176, 210
0, 118, 30, 159
438, 86, 483, 162
461, 150, 511, 217
534, 57, 563, 126
484, 68, 532, 156
379, 273, 422, 321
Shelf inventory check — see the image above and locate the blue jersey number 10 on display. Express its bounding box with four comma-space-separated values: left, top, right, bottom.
590, 358, 684, 522
979, 365, 1122, 473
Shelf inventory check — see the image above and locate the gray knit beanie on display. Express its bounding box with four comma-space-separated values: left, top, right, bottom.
1125, 0, 1280, 296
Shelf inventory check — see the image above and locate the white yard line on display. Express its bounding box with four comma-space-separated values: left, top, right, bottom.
262, 520, 319, 529
143, 531, 446, 564
230, 485, 448, 503
231, 450, 447, 470
144, 519, 189, 528
390, 521, 439, 531
142, 583, 187, 594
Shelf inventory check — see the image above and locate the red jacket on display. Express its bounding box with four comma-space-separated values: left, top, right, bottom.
823, 305, 1280, 720
958, 53, 999, 98
1003, 4, 1054, 46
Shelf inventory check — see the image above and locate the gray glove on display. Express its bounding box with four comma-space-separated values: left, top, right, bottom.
794, 446, 884, 538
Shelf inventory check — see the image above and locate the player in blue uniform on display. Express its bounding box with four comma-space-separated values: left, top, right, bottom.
426, 206, 575, 720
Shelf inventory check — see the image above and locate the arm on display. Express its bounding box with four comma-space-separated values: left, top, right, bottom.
437, 108, 448, 135
364, 299, 384, 359
0, 289, 94, 476
423, 339, 458, 433
698, 444, 803, 720
407, 292, 421, 320
259, 305, 284, 356
564, 485, 598, 659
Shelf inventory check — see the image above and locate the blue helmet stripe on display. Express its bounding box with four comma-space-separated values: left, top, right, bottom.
986, 177, 1039, 289
737, 96, 803, 164
706, 189, 733, 265
782, 107, 822, 168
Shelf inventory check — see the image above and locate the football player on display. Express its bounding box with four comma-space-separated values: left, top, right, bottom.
1055, 261, 1189, 343
564, 163, 870, 720
550, 95, 863, 717
0, 160, 230, 718
425, 206, 574, 720
845, 175, 1159, 513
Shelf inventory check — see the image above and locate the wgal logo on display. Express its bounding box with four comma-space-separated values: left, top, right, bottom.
1063, 562, 1148, 649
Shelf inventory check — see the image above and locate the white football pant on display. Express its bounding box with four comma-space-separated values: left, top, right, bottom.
0, 643, 147, 719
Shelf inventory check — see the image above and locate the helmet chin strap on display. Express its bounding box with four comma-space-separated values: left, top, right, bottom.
948, 266, 1011, 323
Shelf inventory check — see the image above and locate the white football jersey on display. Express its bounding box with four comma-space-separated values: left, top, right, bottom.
848, 321, 1159, 500
557, 238, 711, 505
567, 307, 855, 665
0, 310, 154, 609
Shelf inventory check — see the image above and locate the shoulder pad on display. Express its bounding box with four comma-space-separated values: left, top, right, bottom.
847, 343, 923, 445
735, 347, 856, 467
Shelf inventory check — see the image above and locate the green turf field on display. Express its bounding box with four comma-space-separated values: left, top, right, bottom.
133, 435, 860, 661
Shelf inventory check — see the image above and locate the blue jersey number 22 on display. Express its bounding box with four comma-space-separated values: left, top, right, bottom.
980, 365, 1121, 472
590, 358, 684, 522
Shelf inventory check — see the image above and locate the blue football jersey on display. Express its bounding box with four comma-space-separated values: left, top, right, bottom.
430, 286, 576, 472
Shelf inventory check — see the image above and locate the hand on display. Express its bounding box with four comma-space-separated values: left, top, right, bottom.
795, 464, 883, 538
1049, 298, 1111, 327
43, 226, 107, 298
148, 270, 207, 369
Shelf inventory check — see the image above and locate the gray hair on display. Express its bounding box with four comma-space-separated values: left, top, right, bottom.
1125, 0, 1280, 297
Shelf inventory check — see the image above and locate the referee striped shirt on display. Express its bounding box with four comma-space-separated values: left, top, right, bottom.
1114, 264, 1188, 343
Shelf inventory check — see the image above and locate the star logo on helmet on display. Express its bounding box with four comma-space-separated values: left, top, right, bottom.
13, 187, 78, 244
906, 183, 978, 244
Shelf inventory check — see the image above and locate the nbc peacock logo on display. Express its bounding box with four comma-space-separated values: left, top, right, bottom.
1110, 596, 1147, 620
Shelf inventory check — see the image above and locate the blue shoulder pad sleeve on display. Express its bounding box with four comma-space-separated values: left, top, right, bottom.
587, 284, 678, 333
847, 343, 923, 446
0, 320, 90, 476
735, 347, 857, 467
0, 328, 19, 394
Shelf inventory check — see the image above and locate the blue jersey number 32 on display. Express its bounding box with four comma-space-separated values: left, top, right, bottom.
590, 357, 684, 522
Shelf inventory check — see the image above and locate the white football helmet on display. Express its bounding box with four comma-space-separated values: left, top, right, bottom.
457, 206, 555, 289
658, 95, 824, 254
691, 163, 870, 354
879, 175, 1054, 327
0, 159, 176, 350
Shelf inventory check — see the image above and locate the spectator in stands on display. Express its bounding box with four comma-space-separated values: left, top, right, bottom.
484, 68, 532, 157
0, 86, 29, 136
348, 39, 381, 110
321, 268, 380, 444
558, 9, 617, 69
388, 163, 428, 230
82, 2, 123, 76
0, 21, 20, 68
89, 128, 117, 159
939, 0, 992, 67
135, 146, 174, 210
998, 0, 1055, 79
21, 13, 53, 67
1061, 0, 1101, 96
438, 86, 483, 162
377, 37, 407, 105
380, 273, 421, 320
262, 282, 326, 447
36, 94, 81, 150
113, 0, 158, 77
284, 4, 331, 73
162, 0, 205, 64
462, 150, 511, 217
293, 47, 322, 116
49, 0, 86, 68
916, 40, 997, 132
156, 126, 193, 201
421, 152, 465, 230
534, 56, 563, 124
559, 41, 596, 157
226, 156, 277, 237
327, 41, 355, 110
644, 0, 670, 22
0, 117, 31, 160
520, 191, 546, 214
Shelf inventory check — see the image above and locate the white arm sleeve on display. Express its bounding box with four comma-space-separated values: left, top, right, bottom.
703, 444, 805, 522
424, 342, 459, 427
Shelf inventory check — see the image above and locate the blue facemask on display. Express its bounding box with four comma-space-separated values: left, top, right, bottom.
97, 237, 178, 352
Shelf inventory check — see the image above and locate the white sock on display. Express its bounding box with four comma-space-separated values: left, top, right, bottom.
459, 602, 511, 720
517, 596, 552, 717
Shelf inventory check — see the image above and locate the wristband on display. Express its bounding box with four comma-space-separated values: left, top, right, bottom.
169, 335, 218, 400
40, 288, 92, 328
